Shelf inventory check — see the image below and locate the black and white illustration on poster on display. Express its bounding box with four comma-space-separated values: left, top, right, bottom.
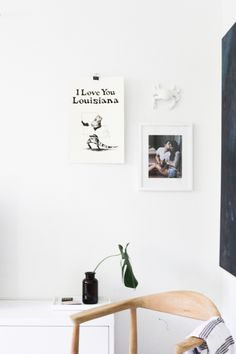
69, 77, 124, 163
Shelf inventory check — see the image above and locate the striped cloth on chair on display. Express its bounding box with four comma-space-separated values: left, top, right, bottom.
187, 317, 235, 354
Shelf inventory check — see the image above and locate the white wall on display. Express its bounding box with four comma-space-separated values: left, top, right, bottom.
0, 1, 221, 353
221, 0, 236, 340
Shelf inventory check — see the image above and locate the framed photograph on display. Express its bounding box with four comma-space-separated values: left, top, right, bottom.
69, 76, 124, 164
140, 124, 193, 191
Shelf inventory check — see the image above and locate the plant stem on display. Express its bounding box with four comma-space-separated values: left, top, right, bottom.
93, 253, 120, 273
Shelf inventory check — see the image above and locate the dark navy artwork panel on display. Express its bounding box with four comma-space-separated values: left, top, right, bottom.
221, 23, 236, 275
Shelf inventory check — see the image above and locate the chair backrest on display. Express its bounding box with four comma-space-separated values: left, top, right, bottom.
137, 290, 220, 320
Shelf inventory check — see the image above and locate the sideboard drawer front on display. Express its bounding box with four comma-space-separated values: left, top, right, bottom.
0, 326, 109, 354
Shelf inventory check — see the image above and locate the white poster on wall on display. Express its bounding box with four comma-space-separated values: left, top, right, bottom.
69, 76, 124, 164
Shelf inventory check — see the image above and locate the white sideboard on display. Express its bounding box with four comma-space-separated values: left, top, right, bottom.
0, 300, 114, 354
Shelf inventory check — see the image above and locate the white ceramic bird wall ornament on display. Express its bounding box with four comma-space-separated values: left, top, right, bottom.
153, 83, 181, 110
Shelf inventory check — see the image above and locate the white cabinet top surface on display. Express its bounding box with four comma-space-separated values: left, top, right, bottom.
0, 299, 113, 327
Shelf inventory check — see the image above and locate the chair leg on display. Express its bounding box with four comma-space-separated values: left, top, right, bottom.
71, 324, 80, 354
129, 308, 137, 354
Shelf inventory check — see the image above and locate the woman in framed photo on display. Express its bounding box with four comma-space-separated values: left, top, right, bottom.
149, 139, 181, 178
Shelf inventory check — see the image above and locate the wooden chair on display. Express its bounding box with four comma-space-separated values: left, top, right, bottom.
70, 290, 220, 354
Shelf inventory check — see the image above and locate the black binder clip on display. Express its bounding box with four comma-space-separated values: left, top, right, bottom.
93, 73, 100, 80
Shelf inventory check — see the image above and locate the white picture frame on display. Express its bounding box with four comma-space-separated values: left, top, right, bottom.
140, 124, 193, 191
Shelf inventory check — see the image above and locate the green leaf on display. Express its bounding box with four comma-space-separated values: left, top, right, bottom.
118, 243, 138, 289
